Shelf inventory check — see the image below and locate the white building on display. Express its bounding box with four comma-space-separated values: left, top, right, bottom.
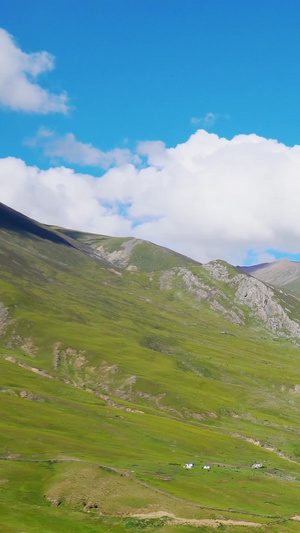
184, 463, 194, 469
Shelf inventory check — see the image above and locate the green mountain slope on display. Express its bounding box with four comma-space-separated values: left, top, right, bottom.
1, 204, 300, 532
57, 228, 200, 272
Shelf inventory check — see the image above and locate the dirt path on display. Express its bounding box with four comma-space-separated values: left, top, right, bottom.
130, 511, 263, 528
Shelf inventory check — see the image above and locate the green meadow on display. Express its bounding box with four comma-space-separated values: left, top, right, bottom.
1, 220, 300, 531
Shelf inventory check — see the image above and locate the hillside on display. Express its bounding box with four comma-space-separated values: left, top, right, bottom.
56, 228, 201, 272
1, 205, 300, 532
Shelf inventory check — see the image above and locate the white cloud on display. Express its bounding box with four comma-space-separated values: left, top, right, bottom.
2, 130, 300, 265
0, 28, 68, 114
26, 129, 140, 169
0, 157, 131, 236
191, 112, 217, 127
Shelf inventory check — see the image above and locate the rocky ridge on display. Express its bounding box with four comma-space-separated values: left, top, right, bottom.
159, 261, 300, 338
204, 260, 300, 338
90, 238, 140, 269
162, 267, 245, 326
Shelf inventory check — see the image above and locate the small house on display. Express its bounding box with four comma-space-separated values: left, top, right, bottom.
184, 463, 194, 469
203, 465, 211, 470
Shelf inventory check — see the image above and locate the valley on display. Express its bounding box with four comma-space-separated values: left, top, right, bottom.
1, 203, 300, 532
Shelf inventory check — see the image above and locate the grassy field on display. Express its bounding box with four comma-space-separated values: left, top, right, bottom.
1, 218, 300, 531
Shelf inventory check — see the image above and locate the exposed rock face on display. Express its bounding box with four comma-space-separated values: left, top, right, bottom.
20, 390, 44, 402
204, 260, 300, 338
178, 267, 245, 325
114, 375, 137, 400
94, 239, 140, 269
160, 260, 300, 338
160, 267, 244, 326
0, 303, 9, 336
3, 355, 53, 378
159, 270, 175, 290
53, 343, 86, 371
232, 274, 300, 337
203, 261, 231, 283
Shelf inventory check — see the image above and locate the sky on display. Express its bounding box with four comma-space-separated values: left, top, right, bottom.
1, 0, 300, 265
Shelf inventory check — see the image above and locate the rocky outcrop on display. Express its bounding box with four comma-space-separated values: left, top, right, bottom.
204, 260, 300, 338
159, 270, 175, 290
20, 390, 44, 402
160, 260, 300, 338
232, 273, 300, 337
203, 261, 232, 283
160, 267, 244, 326
0, 303, 9, 336
93, 239, 140, 269
179, 267, 244, 325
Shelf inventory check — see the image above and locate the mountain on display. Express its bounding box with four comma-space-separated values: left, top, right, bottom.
56, 228, 201, 272
239, 258, 300, 296
0, 202, 78, 248
1, 203, 300, 532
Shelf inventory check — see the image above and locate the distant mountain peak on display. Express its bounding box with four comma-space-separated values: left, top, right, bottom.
238, 257, 300, 294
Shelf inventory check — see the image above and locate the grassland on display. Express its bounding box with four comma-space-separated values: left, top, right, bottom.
1, 217, 300, 531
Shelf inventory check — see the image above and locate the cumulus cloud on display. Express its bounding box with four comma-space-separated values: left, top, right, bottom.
0, 157, 132, 236
26, 129, 140, 169
0, 28, 68, 113
2, 130, 300, 265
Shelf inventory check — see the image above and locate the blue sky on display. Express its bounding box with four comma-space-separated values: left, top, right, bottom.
1, 0, 300, 265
